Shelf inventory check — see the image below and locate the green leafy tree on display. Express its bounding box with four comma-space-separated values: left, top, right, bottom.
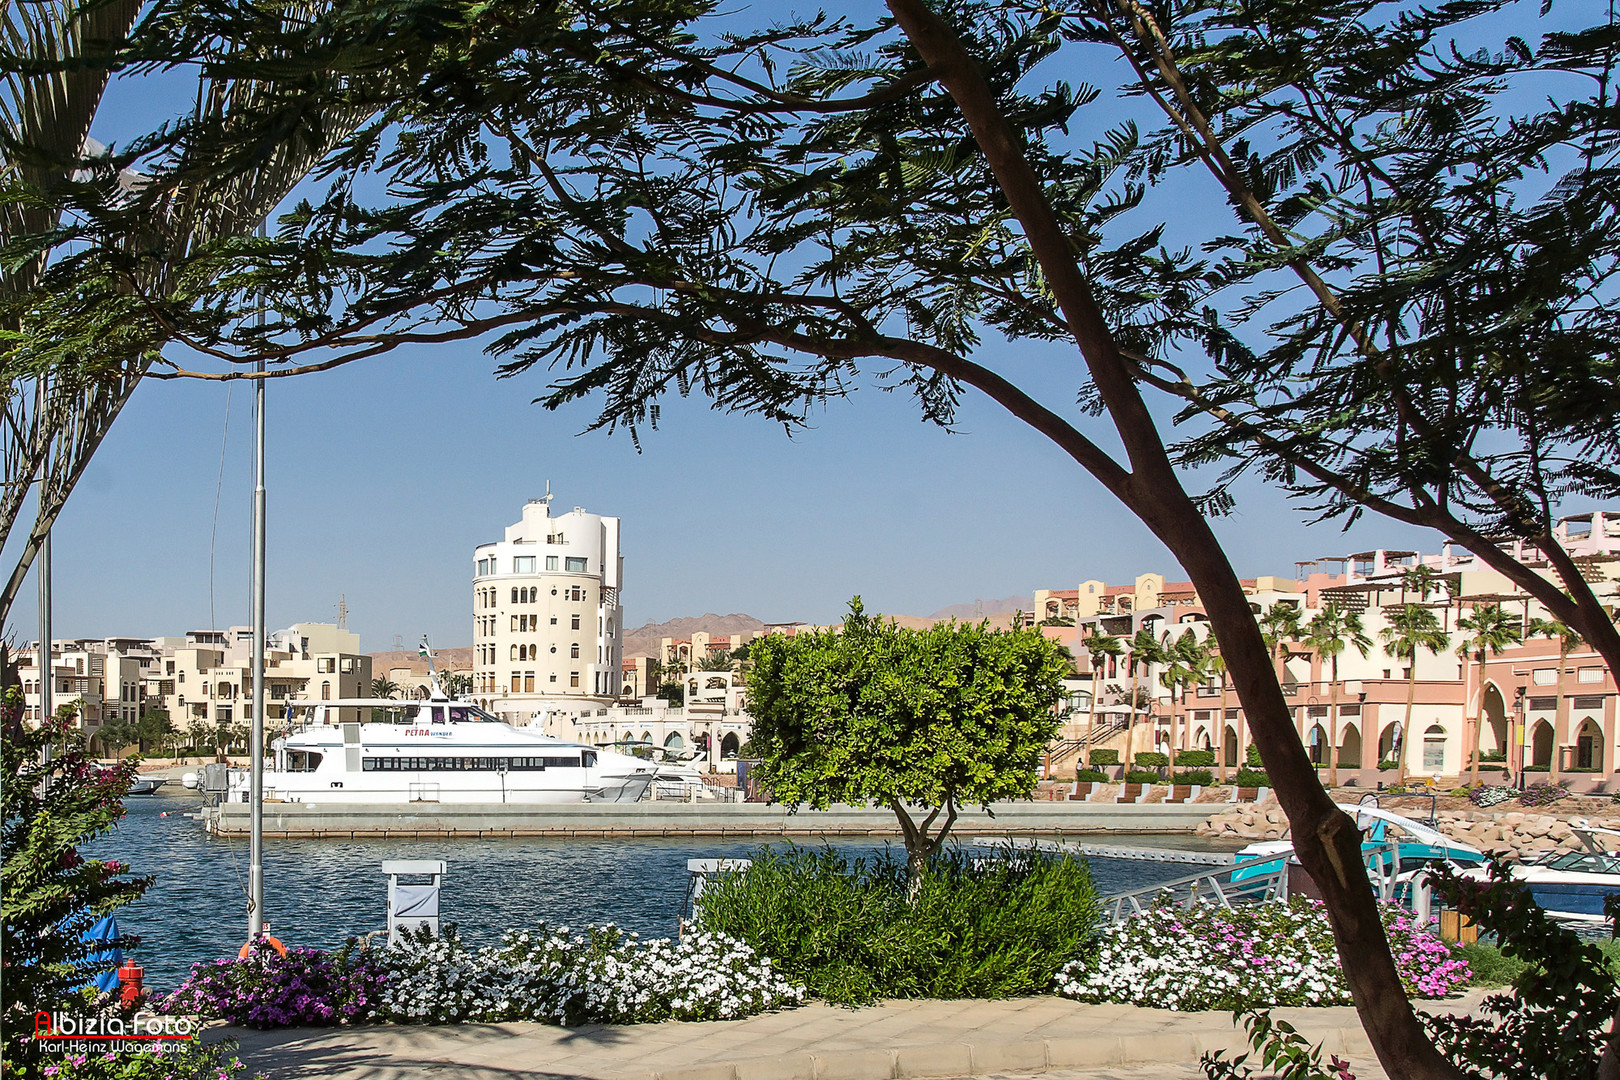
95, 719, 137, 760
1305, 606, 1371, 787
1526, 618, 1582, 784
746, 598, 1067, 890
1, 686, 152, 1073
656, 681, 684, 707
1458, 605, 1524, 787
1380, 605, 1449, 786
370, 678, 401, 699
135, 708, 171, 756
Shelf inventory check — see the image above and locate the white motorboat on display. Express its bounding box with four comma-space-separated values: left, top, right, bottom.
1461, 823, 1620, 925
1233, 803, 1484, 885
225, 695, 702, 805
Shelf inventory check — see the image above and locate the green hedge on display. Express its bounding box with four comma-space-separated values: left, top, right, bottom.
1134, 751, 1169, 768
1234, 768, 1271, 787
1123, 770, 1162, 784
695, 844, 1101, 1006
1246, 745, 1264, 768
1377, 760, 1400, 770
1088, 749, 1119, 766
1074, 769, 1110, 783
1176, 750, 1215, 767
1172, 769, 1214, 786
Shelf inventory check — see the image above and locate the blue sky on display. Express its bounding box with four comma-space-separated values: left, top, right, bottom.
2, 0, 1571, 652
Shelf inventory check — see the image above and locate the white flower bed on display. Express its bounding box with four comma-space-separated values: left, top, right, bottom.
381, 923, 805, 1025
1054, 897, 1470, 1011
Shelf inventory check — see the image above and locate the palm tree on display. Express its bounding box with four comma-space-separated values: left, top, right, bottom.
1527, 617, 1582, 783
370, 678, 402, 699
1082, 630, 1124, 763
1397, 565, 1443, 606
1380, 604, 1448, 784
1306, 605, 1372, 787
1158, 629, 1209, 773
1457, 604, 1523, 786
1257, 603, 1303, 755
1122, 628, 1165, 774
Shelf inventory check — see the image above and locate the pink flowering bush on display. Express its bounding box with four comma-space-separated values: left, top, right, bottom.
158, 939, 384, 1029
1055, 897, 1470, 1011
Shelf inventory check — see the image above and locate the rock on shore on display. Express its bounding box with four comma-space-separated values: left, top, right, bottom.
1196, 802, 1611, 860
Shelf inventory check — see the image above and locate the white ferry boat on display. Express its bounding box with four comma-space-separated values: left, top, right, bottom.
225, 695, 703, 805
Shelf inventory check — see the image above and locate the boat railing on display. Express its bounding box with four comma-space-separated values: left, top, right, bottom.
1097, 842, 1406, 923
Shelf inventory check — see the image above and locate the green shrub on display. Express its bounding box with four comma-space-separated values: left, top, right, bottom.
1246, 745, 1264, 768
1176, 750, 1215, 767
1088, 749, 1119, 766
1454, 941, 1528, 988
695, 843, 1100, 1006
1172, 769, 1214, 786
1234, 768, 1270, 787
1123, 770, 1162, 784
1378, 760, 1400, 770
1134, 751, 1169, 768
1074, 769, 1109, 783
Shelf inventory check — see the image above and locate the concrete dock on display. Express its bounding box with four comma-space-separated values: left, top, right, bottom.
205, 800, 1215, 839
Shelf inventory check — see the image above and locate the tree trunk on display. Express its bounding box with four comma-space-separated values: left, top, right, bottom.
1327, 655, 1340, 788
1123, 661, 1140, 776
1218, 672, 1230, 783
1468, 653, 1485, 787
883, 6, 1465, 1075
1086, 658, 1102, 770
1399, 665, 1417, 785
1551, 643, 1568, 785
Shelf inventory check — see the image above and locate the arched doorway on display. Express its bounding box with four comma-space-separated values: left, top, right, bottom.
1338, 723, 1361, 771
1577, 718, 1605, 771
1422, 724, 1448, 773
1307, 724, 1327, 765
1224, 726, 1239, 767
1481, 684, 1508, 758
1379, 722, 1403, 766
1530, 720, 1554, 770
664, 731, 685, 750
720, 732, 741, 760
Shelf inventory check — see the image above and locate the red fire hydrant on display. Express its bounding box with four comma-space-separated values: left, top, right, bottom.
117, 959, 144, 1007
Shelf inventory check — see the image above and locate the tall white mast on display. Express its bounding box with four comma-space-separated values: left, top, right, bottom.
248, 222, 267, 940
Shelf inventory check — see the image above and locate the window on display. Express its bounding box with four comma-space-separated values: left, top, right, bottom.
550, 674, 557, 683
571, 614, 581, 630
514, 556, 537, 573
550, 616, 558, 625
524, 673, 535, 692
546, 556, 559, 571
340, 658, 356, 674
1534, 668, 1558, 685
512, 587, 519, 603
565, 557, 588, 572
511, 616, 520, 632
477, 558, 491, 575
570, 644, 580, 659
318, 657, 335, 673
510, 645, 518, 661
570, 672, 580, 688
1579, 667, 1605, 683
511, 673, 522, 692
321, 681, 331, 701
177, 671, 185, 684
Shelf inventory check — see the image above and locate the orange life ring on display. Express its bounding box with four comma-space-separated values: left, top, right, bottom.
239, 935, 287, 958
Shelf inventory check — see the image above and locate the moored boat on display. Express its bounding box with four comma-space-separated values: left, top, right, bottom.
1462, 823, 1620, 924
1232, 803, 1484, 886
224, 694, 704, 805
128, 777, 168, 795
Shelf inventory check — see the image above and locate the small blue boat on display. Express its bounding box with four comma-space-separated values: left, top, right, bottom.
1231, 803, 1484, 887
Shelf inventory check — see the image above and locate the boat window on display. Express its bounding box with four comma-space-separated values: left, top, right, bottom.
1546, 852, 1620, 874
583, 751, 597, 767
430, 707, 445, 724
286, 750, 323, 772
360, 754, 581, 771
448, 706, 473, 723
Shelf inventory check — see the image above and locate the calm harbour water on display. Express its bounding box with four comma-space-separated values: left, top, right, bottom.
87, 790, 1228, 988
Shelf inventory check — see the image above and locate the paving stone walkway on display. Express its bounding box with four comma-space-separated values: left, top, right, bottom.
226, 993, 1477, 1080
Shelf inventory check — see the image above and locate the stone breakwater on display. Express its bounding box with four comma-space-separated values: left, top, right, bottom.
1197, 801, 1611, 859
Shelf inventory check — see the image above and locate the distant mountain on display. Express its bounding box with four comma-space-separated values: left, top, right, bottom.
622, 613, 767, 656
926, 595, 1034, 621
368, 646, 474, 674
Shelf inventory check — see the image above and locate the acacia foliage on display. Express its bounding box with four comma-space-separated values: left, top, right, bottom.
744, 599, 1067, 856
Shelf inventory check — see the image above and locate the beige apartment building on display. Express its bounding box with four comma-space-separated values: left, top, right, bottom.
471, 496, 624, 725
15, 622, 371, 748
